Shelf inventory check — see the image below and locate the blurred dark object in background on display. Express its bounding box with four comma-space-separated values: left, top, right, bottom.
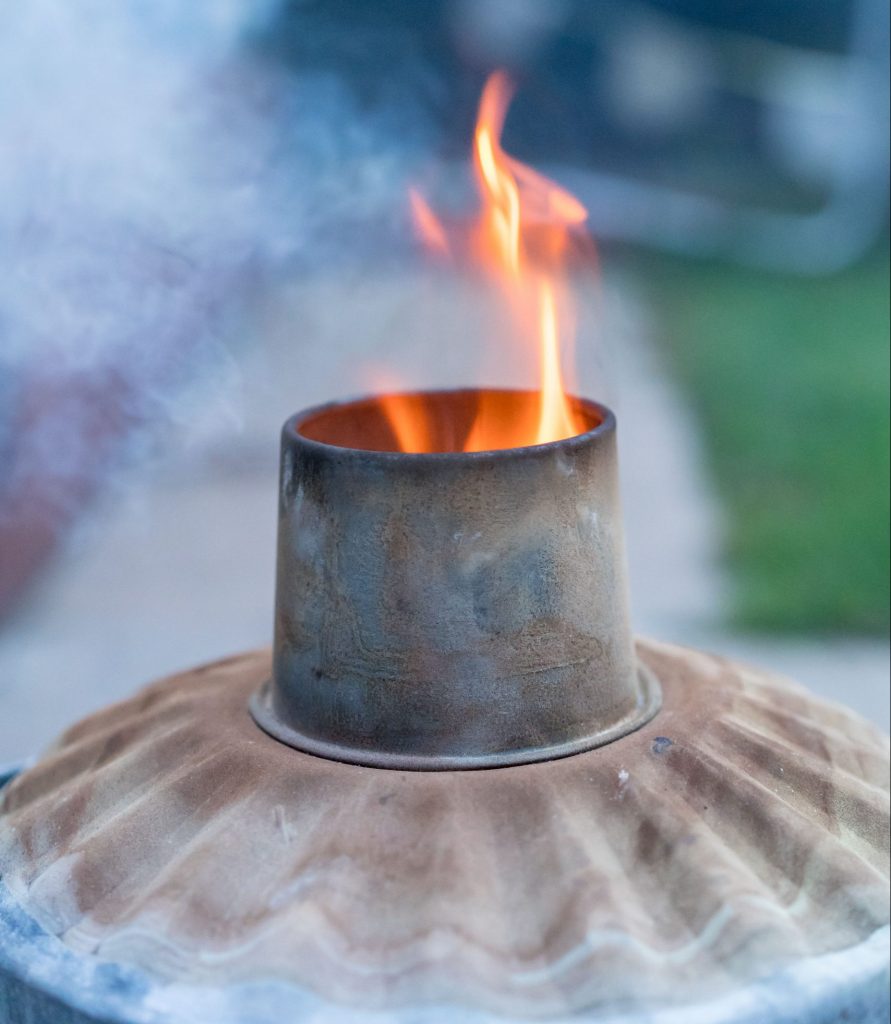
262, 0, 890, 272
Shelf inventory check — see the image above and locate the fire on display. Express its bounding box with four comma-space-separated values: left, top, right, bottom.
408, 189, 450, 258
384, 71, 592, 452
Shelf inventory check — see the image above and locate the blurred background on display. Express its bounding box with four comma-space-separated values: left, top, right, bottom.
1, 0, 888, 762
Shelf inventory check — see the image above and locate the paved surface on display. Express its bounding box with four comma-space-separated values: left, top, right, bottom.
0, 269, 887, 763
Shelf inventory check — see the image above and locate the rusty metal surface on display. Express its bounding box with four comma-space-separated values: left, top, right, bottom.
255, 389, 660, 769
1, 641, 888, 1019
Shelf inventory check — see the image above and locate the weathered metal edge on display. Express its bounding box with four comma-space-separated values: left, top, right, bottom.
0, 879, 887, 1023
282, 388, 615, 462
1, 769, 889, 1024
249, 663, 662, 771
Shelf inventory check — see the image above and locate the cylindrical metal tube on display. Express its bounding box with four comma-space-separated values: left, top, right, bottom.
250, 389, 660, 768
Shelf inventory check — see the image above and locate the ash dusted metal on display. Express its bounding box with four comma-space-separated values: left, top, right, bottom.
250, 388, 661, 769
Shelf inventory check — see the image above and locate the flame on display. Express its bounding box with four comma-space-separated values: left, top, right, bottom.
383, 71, 592, 452
365, 369, 436, 453
409, 189, 450, 258
379, 390, 434, 454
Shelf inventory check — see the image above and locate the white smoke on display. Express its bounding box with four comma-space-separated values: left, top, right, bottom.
0, 0, 428, 600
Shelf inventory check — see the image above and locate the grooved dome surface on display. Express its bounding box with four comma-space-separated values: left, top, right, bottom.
0, 640, 888, 1019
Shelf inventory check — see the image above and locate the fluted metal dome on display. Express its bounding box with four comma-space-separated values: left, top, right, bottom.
1, 640, 887, 1021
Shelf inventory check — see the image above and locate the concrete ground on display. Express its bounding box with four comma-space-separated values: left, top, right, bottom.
0, 268, 887, 764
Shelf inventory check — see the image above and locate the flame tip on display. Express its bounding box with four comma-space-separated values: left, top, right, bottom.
390, 70, 593, 452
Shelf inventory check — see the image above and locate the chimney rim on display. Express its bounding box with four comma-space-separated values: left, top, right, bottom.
287, 386, 615, 460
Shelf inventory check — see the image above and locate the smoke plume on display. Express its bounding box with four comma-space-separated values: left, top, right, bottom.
0, 0, 429, 616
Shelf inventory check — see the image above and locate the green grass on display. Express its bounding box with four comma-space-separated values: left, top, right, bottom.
628, 246, 890, 635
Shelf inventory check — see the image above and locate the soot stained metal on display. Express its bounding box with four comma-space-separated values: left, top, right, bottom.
249, 388, 661, 769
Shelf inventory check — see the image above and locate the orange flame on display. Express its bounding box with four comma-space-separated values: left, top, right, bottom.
409, 189, 451, 258
385, 71, 592, 452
